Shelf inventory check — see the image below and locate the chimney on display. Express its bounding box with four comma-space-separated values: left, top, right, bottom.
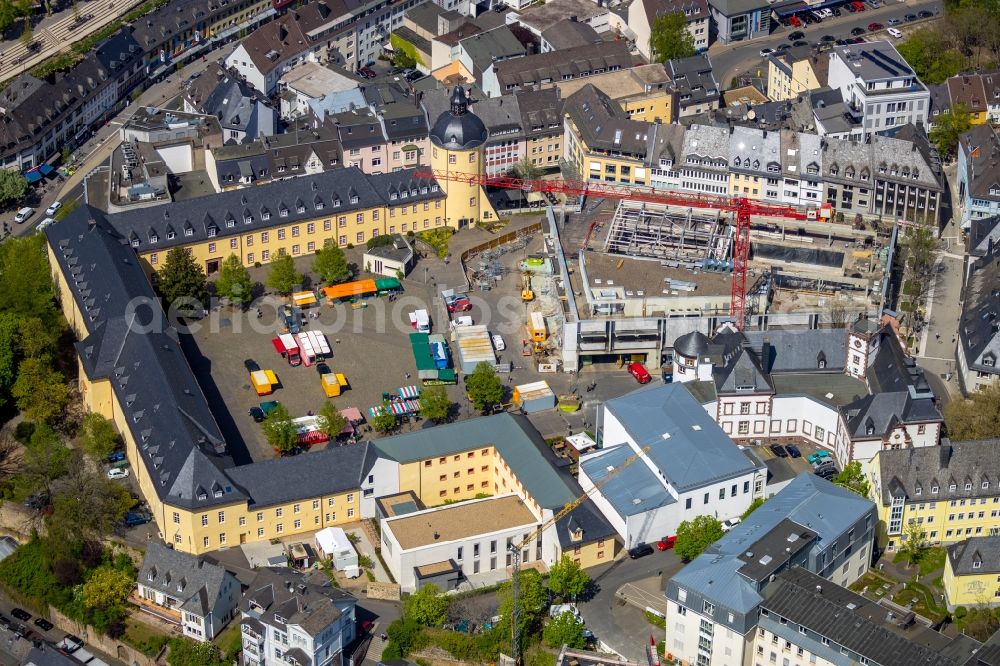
761, 338, 771, 367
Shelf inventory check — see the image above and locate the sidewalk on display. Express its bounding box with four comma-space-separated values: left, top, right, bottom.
346, 526, 392, 583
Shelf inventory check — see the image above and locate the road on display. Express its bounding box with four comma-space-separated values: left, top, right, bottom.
577, 550, 683, 662
708, 0, 944, 88
0, 0, 146, 85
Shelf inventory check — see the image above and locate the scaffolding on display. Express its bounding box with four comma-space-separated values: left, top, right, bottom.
601, 200, 733, 263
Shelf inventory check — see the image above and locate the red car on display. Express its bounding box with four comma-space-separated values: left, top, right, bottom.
657, 536, 677, 551
628, 363, 652, 384
788, 15, 802, 26
868, 22, 883, 31
448, 298, 472, 313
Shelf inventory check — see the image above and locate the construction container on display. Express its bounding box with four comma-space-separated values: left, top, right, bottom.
321, 372, 349, 397
528, 311, 548, 342
291, 290, 318, 308
512, 380, 556, 413
251, 369, 278, 396
453, 325, 496, 374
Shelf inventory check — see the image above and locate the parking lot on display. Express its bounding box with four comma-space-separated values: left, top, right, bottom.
180, 216, 651, 463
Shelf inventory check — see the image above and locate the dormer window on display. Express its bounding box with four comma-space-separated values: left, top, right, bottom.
214, 489, 224, 498
390, 192, 397, 200
932, 485, 939, 494
262, 211, 271, 221
350, 195, 359, 204
147, 571, 154, 581
207, 227, 217, 238
974, 559, 982, 569
983, 481, 990, 489
150, 234, 158, 243
131, 239, 140, 247
830, 165, 839, 176
167, 231, 176, 240
965, 482, 973, 490
950, 483, 957, 491
197, 491, 208, 500
296, 204, 305, 214
915, 487, 922, 495
245, 216, 253, 224
315, 201, 324, 210
227, 220, 236, 228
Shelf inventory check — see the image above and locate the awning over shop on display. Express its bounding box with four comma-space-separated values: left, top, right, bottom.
24, 170, 42, 183
39, 164, 54, 175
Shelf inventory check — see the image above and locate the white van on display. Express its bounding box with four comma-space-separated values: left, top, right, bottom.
14, 207, 34, 224
887, 27, 902, 37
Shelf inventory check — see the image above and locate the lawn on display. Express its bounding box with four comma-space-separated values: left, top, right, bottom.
892, 581, 947, 622
214, 621, 243, 660
122, 617, 171, 657
892, 547, 946, 576
417, 228, 454, 259
849, 571, 894, 599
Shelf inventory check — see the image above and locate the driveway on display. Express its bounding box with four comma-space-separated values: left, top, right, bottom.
577, 551, 682, 662
346, 526, 392, 583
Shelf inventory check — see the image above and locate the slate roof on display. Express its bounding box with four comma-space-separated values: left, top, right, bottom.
226, 443, 375, 509
761, 568, 967, 666
139, 543, 232, 616
640, 0, 709, 25
877, 440, 1000, 505
494, 41, 633, 91
959, 124, 1000, 201
673, 330, 709, 358
959, 247, 1000, 375
541, 20, 600, 51
186, 68, 272, 136
602, 383, 762, 491
841, 391, 941, 439
554, 498, 618, 550
670, 474, 874, 614
744, 329, 846, 372
105, 167, 441, 252
460, 26, 527, 76
241, 567, 356, 638
579, 444, 675, 517
23, 646, 80, 666
564, 84, 653, 156
516, 87, 564, 140
372, 412, 577, 510
947, 536, 1000, 575
46, 212, 240, 511
968, 214, 1000, 257
666, 54, 720, 109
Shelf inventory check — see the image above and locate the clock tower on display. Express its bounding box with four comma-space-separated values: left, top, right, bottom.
845, 314, 881, 379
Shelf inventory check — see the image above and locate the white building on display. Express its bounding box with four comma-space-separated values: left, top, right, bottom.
579, 383, 766, 549
665, 474, 877, 666
627, 0, 710, 59
136, 543, 240, 642
362, 234, 414, 277
827, 41, 930, 137
315, 527, 360, 578
240, 568, 357, 666
380, 494, 541, 592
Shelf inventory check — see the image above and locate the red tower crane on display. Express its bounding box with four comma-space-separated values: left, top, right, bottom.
415, 168, 819, 329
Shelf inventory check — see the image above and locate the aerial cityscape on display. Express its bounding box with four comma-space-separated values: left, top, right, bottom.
0, 0, 998, 664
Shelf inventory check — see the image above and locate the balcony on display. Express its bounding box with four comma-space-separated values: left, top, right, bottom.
131, 593, 182, 625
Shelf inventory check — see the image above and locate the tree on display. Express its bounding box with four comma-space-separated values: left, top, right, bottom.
649, 12, 695, 63
214, 255, 254, 309
741, 497, 765, 520
542, 611, 586, 649
19, 424, 72, 497
961, 607, 1000, 642
897, 28, 965, 83
510, 159, 543, 180
78, 413, 119, 461
466, 362, 504, 412
49, 465, 134, 543
263, 403, 298, 455
0, 170, 27, 208
317, 401, 347, 439
832, 461, 871, 498
167, 637, 230, 666
674, 515, 724, 562
403, 583, 450, 626
393, 49, 416, 68
929, 104, 972, 159
497, 568, 548, 651
382, 618, 426, 661
266, 252, 302, 295
0, 313, 19, 409
312, 244, 352, 285
82, 566, 134, 609
900, 519, 928, 567
0, 235, 59, 326
11, 357, 68, 424
372, 411, 398, 433
419, 385, 451, 423
158, 247, 207, 308
944, 383, 1000, 440
16, 317, 57, 361
547, 555, 589, 601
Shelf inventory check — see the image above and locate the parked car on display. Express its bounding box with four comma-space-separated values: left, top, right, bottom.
785, 444, 802, 458
491, 334, 506, 351
44, 201, 62, 217
107, 467, 130, 480
770, 444, 788, 458
33, 618, 53, 632
656, 536, 677, 550
918, 10, 933, 18
904, 13, 916, 21
106, 451, 126, 463
244, 358, 261, 373
820, 34, 835, 42
851, 26, 866, 35
248, 406, 267, 423
789, 30, 805, 40
807, 450, 831, 464
866, 0, 880, 8
447, 297, 472, 312
868, 21, 884, 30
10, 609, 30, 622
722, 517, 741, 532
887, 27, 902, 37
124, 511, 151, 527
759, 47, 774, 56
788, 15, 801, 26
359, 67, 376, 79
14, 207, 34, 224
57, 635, 83, 653
792, 40, 809, 47
628, 362, 652, 384
628, 543, 654, 559
845, 2, 858, 11
887, 17, 901, 25
36, 217, 56, 232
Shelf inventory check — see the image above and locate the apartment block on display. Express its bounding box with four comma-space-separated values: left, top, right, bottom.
943, 537, 1000, 610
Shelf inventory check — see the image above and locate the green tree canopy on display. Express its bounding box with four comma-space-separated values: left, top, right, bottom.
419, 385, 452, 423
372, 411, 398, 433
832, 461, 871, 498
466, 362, 504, 412
20, 424, 72, 497
497, 568, 548, 652
547, 554, 589, 601
158, 247, 207, 308
78, 412, 119, 460
266, 252, 303, 295
263, 403, 298, 454
674, 515, 724, 562
945, 383, 1000, 440
166, 638, 230, 666
49, 464, 134, 543
649, 12, 696, 63
0, 235, 59, 326
214, 255, 254, 309
929, 104, 972, 159
12, 357, 68, 424
900, 519, 928, 567
317, 401, 347, 439
82, 566, 134, 609
510, 159, 543, 180
402, 583, 450, 626
17, 316, 57, 361
897, 28, 965, 83
0, 313, 19, 409
542, 611, 587, 649
313, 244, 352, 284
0, 169, 28, 208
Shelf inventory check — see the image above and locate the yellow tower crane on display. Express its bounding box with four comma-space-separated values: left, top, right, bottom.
507, 444, 651, 664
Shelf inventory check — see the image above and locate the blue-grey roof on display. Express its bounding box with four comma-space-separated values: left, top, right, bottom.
372, 413, 576, 510
308, 89, 367, 122
670, 474, 875, 614
579, 446, 675, 517
744, 328, 847, 372
140, 543, 233, 616
603, 383, 760, 491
